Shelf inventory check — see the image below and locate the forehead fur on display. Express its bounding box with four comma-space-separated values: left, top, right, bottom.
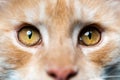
0, 0, 119, 31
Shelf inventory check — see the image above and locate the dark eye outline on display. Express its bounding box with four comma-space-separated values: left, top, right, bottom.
17, 23, 42, 47
78, 24, 102, 46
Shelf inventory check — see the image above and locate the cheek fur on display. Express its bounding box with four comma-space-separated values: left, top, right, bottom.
0, 40, 32, 69
88, 42, 116, 66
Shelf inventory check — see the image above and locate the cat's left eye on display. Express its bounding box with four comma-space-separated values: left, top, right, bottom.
18, 25, 41, 46
78, 24, 101, 46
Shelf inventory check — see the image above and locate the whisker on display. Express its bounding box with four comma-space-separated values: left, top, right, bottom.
102, 75, 120, 79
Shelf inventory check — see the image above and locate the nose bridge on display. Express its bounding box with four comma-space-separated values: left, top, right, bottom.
46, 38, 75, 67
44, 38, 79, 80
43, 0, 76, 71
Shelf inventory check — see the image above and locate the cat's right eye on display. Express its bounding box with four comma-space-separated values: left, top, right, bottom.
18, 25, 42, 46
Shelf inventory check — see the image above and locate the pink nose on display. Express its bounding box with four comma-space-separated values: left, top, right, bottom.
47, 67, 77, 80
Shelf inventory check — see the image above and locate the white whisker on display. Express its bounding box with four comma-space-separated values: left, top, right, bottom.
102, 75, 120, 78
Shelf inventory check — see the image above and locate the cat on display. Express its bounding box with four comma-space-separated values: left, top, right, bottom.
0, 0, 120, 80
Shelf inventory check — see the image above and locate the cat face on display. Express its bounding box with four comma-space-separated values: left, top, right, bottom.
0, 0, 120, 80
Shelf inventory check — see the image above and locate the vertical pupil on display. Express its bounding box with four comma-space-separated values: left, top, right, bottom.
88, 31, 92, 39
27, 30, 32, 39
85, 30, 92, 39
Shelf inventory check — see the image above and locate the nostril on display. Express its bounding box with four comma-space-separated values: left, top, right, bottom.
48, 71, 57, 78
67, 71, 78, 79
47, 69, 59, 79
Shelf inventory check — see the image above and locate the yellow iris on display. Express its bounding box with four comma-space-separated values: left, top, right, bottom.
79, 26, 101, 46
18, 26, 41, 46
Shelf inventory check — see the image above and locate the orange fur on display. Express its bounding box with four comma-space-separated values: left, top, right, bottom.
0, 0, 120, 80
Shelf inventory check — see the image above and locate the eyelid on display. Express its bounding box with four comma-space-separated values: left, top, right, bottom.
16, 23, 39, 32
80, 23, 104, 33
